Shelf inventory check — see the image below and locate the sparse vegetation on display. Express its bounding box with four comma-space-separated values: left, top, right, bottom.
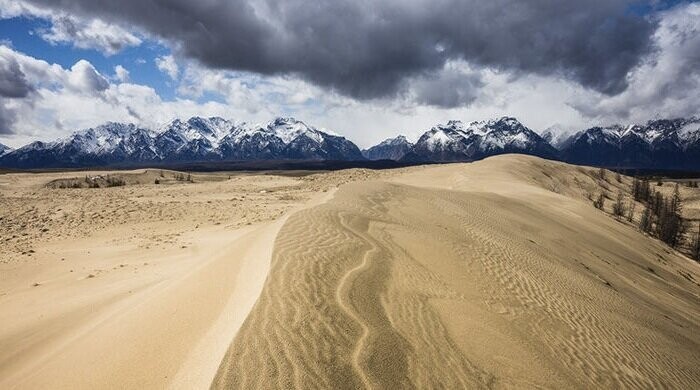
639, 207, 653, 233
56, 180, 82, 189
593, 193, 605, 210
610, 175, 697, 256
105, 175, 126, 187
691, 223, 700, 262
632, 178, 652, 203
597, 167, 607, 181
174, 172, 194, 182
626, 200, 636, 223
52, 174, 125, 189
612, 191, 625, 219
636, 183, 686, 248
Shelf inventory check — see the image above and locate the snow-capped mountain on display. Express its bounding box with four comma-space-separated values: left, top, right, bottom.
541, 125, 577, 150
402, 117, 557, 162
255, 118, 364, 161
154, 117, 242, 161
218, 117, 364, 160
0, 117, 365, 168
0, 123, 157, 168
560, 117, 700, 169
3, 115, 699, 169
0, 143, 12, 156
362, 135, 413, 160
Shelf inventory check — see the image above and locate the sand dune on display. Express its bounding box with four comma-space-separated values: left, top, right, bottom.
0, 168, 376, 388
1, 156, 699, 388
214, 155, 700, 388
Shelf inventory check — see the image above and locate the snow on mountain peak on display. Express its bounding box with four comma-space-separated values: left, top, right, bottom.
679, 118, 700, 141
266, 117, 324, 144
157, 117, 238, 148
422, 117, 536, 152
575, 118, 700, 147
379, 135, 412, 146
0, 142, 13, 156
59, 122, 153, 155
495, 116, 521, 128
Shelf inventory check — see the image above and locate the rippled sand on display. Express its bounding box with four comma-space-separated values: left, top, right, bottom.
214, 155, 700, 389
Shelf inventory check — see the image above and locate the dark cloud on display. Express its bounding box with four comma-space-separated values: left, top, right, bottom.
0, 53, 34, 134
0, 102, 17, 134
23, 0, 657, 100
0, 54, 33, 98
408, 67, 485, 108
0, 107, 14, 134
569, 2, 700, 123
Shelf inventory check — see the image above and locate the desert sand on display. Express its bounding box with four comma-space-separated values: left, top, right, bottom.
1, 155, 699, 388
213, 155, 700, 389
0, 168, 384, 389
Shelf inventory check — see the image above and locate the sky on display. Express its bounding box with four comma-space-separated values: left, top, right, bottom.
0, 0, 698, 149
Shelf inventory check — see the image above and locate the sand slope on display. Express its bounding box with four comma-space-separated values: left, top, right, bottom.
0, 168, 370, 389
214, 155, 700, 388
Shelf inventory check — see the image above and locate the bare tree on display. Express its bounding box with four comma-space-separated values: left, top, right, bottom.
626, 201, 636, 222
691, 223, 700, 261
654, 187, 686, 248
632, 178, 651, 202
639, 206, 653, 233
612, 191, 625, 219
593, 193, 606, 210
598, 167, 607, 181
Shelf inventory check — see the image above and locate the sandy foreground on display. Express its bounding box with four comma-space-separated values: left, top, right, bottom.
1, 155, 700, 388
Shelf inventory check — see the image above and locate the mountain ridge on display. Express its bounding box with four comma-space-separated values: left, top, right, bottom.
1, 116, 699, 169
362, 135, 414, 161
0, 117, 364, 168
0, 143, 12, 156
398, 117, 557, 162
561, 117, 700, 169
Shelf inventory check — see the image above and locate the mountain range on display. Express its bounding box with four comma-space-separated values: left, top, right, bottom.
0, 117, 363, 168
0, 116, 698, 170
561, 118, 700, 169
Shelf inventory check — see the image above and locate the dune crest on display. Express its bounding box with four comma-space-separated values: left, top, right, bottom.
214, 155, 700, 388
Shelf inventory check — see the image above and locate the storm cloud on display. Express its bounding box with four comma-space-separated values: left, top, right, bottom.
0, 53, 33, 98
0, 51, 34, 134
21, 0, 657, 99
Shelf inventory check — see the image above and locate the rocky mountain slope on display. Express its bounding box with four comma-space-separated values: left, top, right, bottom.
362, 136, 413, 160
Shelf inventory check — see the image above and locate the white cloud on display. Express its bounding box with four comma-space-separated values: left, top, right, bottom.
114, 65, 129, 83
0, 0, 142, 55
155, 55, 179, 80
39, 16, 142, 55
67, 60, 109, 94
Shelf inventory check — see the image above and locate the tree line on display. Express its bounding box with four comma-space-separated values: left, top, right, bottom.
631, 178, 700, 260
593, 174, 700, 262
